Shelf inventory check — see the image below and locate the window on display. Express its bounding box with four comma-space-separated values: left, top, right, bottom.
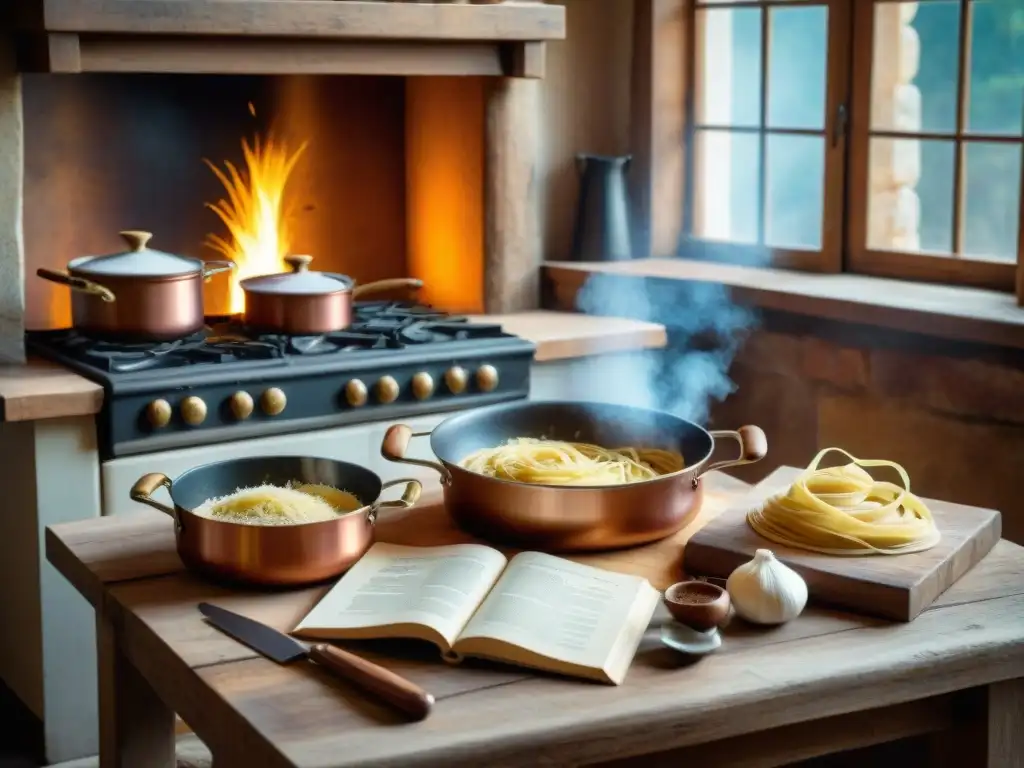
634, 0, 1024, 301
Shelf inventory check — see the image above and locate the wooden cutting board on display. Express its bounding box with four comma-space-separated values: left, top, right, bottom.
684, 466, 1002, 622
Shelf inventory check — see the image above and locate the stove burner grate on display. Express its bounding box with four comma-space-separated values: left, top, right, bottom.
25, 301, 514, 374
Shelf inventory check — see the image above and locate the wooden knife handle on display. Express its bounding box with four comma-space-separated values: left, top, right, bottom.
308, 643, 434, 721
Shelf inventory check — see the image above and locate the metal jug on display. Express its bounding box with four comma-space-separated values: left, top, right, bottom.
570, 154, 633, 261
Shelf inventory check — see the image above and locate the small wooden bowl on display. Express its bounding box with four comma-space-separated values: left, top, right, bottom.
663, 580, 731, 632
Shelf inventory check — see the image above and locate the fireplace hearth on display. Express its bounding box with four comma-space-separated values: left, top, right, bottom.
0, 0, 566, 363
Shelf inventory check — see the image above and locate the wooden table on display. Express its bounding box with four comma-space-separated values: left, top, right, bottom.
47, 470, 1024, 768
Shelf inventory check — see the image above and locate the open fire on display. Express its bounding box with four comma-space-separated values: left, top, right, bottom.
204, 115, 308, 315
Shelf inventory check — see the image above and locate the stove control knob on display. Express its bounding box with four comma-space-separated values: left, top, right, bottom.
146, 399, 172, 429
261, 387, 287, 416
375, 375, 400, 404
229, 391, 254, 421
444, 366, 468, 395
180, 396, 208, 426
475, 364, 499, 393
411, 372, 435, 401
345, 379, 368, 408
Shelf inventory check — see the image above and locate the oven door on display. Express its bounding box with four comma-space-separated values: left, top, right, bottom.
101, 414, 447, 516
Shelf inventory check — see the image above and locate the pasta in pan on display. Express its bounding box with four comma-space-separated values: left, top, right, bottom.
192, 483, 363, 526
458, 438, 685, 486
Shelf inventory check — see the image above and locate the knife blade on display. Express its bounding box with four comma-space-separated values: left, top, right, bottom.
197, 602, 434, 721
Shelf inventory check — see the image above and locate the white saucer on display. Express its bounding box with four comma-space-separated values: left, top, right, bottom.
659, 622, 722, 656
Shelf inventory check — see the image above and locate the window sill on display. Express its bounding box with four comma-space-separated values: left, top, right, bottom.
542, 259, 1024, 351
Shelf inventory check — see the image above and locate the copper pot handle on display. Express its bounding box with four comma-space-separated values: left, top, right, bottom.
352, 278, 424, 300
36, 268, 116, 303
380, 424, 452, 484
704, 426, 768, 474
129, 472, 181, 524
201, 260, 236, 281
375, 478, 424, 515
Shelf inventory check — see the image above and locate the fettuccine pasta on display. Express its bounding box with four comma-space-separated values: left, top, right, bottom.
746, 447, 940, 556
459, 438, 685, 486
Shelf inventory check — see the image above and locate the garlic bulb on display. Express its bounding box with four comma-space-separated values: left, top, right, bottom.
725, 549, 808, 625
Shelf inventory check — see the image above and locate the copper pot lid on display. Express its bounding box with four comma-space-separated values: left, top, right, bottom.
69, 231, 205, 277
240, 255, 355, 296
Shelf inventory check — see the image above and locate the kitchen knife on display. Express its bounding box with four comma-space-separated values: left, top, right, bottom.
197, 602, 434, 721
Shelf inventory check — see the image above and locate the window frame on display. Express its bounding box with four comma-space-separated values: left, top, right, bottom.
682, 0, 851, 274
629, 0, 1024, 306
845, 0, 1020, 293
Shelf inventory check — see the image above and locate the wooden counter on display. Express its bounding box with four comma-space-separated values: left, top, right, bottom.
1, 312, 667, 422
0, 358, 104, 422
473, 310, 668, 362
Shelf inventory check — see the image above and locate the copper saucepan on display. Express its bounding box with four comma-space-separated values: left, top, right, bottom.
240, 255, 425, 335
36, 230, 235, 341
129, 455, 422, 586
381, 400, 767, 552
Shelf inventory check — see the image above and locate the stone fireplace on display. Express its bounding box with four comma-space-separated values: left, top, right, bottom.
0, 0, 566, 363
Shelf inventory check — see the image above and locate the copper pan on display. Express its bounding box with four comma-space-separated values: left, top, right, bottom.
381, 400, 767, 552
36, 230, 234, 341
241, 255, 424, 335
129, 456, 422, 587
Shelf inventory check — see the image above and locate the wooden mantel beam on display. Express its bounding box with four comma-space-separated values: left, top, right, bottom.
7, 1, 564, 77
18, 0, 566, 41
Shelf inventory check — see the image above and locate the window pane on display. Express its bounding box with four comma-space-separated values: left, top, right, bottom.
766, 134, 825, 249
967, 0, 1024, 136
694, 129, 760, 244
867, 138, 955, 253
696, 8, 762, 127
963, 142, 1022, 261
767, 5, 828, 130
871, 1, 961, 134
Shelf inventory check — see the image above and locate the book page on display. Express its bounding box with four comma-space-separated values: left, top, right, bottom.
454, 551, 653, 672
293, 542, 507, 647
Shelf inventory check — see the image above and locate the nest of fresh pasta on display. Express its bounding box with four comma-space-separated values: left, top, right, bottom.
746, 448, 941, 556
458, 438, 686, 486
192, 483, 363, 526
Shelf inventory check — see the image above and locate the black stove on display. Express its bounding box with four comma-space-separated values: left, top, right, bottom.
26, 301, 536, 459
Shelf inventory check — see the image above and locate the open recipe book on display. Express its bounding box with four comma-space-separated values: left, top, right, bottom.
293, 542, 660, 685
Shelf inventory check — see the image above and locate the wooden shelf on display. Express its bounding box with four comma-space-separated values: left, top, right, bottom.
8, 0, 565, 76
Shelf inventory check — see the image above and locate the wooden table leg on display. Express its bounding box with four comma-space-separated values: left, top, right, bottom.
97, 616, 176, 768
930, 679, 1024, 767
985, 679, 1024, 767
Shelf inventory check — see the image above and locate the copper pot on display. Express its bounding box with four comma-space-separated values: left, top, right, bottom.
240, 255, 425, 335
381, 400, 767, 552
129, 456, 422, 586
36, 230, 235, 341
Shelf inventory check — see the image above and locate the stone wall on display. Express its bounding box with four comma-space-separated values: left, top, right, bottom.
0, 38, 25, 364
709, 312, 1024, 544
869, 2, 922, 251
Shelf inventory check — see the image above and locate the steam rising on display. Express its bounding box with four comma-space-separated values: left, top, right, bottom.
574, 273, 756, 426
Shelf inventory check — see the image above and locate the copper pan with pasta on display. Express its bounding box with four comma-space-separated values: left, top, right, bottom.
381, 400, 768, 552
129, 456, 421, 586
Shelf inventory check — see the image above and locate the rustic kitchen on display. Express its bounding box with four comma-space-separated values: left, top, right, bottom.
1, 1, 1023, 766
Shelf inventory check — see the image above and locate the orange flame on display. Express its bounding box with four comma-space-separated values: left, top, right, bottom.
204, 133, 309, 314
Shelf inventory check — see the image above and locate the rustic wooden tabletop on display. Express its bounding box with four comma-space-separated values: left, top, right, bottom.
47, 470, 1024, 768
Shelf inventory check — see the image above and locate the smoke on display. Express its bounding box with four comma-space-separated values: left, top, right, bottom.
573, 271, 757, 426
